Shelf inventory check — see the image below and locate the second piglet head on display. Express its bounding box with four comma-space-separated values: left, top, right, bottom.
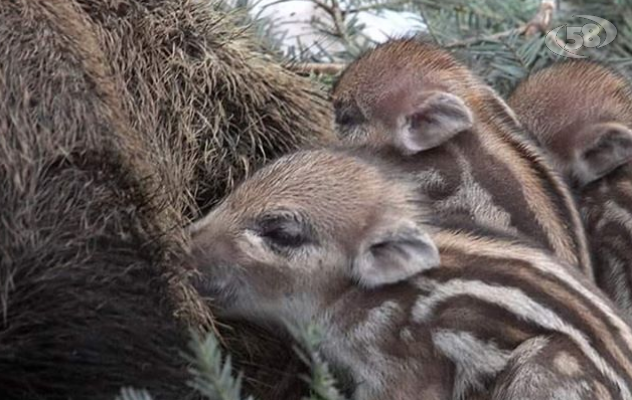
509, 61, 632, 188
332, 39, 476, 154
188, 150, 439, 325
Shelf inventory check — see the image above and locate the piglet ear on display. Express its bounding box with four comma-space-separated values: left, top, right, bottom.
570, 122, 632, 187
396, 92, 474, 155
352, 224, 440, 288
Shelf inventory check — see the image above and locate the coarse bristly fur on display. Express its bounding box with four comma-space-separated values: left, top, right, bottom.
0, 1, 333, 399
331, 38, 594, 279
191, 146, 632, 400
509, 60, 632, 320
75, 0, 335, 216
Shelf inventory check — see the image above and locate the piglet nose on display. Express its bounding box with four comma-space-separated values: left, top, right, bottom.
187, 224, 235, 271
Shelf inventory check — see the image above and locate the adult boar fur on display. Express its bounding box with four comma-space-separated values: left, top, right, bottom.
76, 0, 334, 215
0, 1, 333, 399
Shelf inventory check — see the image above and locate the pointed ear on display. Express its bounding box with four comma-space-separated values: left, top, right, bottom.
396, 92, 474, 155
351, 224, 440, 288
570, 122, 632, 187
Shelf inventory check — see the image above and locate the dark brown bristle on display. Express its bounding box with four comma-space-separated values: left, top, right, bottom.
0, 1, 332, 399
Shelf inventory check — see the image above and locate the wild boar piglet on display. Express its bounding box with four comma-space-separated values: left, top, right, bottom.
332, 38, 592, 278
190, 147, 632, 400
509, 61, 632, 318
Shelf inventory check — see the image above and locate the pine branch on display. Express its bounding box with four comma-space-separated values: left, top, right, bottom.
288, 62, 345, 75
445, 0, 555, 48
116, 388, 154, 400
185, 331, 255, 400
311, 0, 348, 41
345, 0, 412, 14
285, 322, 348, 400
524, 0, 555, 36
181, 324, 346, 400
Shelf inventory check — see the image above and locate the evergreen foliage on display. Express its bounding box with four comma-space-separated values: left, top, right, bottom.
185, 331, 254, 400
241, 0, 632, 94
119, 324, 347, 400
116, 388, 155, 400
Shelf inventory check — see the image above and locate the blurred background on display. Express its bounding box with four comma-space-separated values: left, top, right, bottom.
226, 0, 632, 95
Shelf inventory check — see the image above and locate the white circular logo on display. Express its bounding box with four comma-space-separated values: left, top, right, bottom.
545, 15, 617, 58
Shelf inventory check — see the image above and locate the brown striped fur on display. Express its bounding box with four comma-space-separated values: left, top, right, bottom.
331, 39, 593, 278
509, 60, 632, 319
190, 147, 632, 400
